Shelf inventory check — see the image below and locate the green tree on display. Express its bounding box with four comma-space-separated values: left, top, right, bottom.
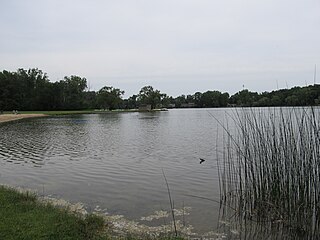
271, 95, 282, 106
220, 93, 230, 107
285, 95, 299, 106
256, 97, 270, 106
161, 93, 171, 107
14, 68, 51, 110
193, 92, 202, 107
97, 86, 124, 110
28, 69, 52, 110
137, 86, 164, 109
0, 70, 19, 110
174, 95, 186, 108
186, 94, 194, 103
61, 75, 87, 110
124, 94, 138, 109
83, 91, 97, 109
230, 90, 258, 106
201, 91, 229, 107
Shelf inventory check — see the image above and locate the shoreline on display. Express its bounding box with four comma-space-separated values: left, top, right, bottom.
0, 184, 197, 239
0, 185, 107, 239
0, 114, 48, 124
0, 109, 168, 123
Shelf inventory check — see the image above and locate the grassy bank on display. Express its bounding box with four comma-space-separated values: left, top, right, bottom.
0, 186, 186, 240
0, 186, 107, 240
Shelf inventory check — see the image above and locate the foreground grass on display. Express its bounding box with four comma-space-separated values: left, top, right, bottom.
0, 186, 185, 240
0, 186, 107, 240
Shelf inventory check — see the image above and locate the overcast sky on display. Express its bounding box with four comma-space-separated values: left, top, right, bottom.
1, 0, 319, 97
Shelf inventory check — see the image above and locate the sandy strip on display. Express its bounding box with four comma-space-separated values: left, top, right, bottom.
0, 114, 48, 123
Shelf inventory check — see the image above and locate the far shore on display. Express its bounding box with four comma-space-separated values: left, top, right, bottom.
0, 114, 48, 124
0, 109, 169, 124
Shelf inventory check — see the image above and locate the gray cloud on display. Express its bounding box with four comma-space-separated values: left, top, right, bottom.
1, 0, 319, 97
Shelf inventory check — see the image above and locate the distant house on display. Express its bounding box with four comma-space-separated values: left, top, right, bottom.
227, 103, 237, 108
167, 103, 176, 108
139, 104, 152, 111
181, 103, 196, 108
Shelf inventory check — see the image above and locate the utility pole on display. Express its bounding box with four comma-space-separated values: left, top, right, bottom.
314, 64, 317, 85
88, 80, 92, 91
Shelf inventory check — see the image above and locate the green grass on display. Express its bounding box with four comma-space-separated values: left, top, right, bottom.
0, 186, 108, 240
0, 186, 186, 240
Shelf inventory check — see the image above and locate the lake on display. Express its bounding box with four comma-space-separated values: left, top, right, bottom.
0, 108, 256, 235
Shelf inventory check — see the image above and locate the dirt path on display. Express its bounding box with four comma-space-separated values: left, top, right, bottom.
0, 114, 48, 123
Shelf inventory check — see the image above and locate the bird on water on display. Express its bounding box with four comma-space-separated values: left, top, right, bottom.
199, 158, 205, 164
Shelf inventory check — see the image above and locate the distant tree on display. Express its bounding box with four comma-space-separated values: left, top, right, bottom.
220, 93, 229, 107
230, 90, 258, 106
127, 94, 138, 109
28, 69, 52, 110
186, 94, 194, 103
193, 92, 202, 107
60, 75, 88, 110
0, 70, 18, 110
271, 95, 282, 106
174, 95, 187, 108
97, 86, 124, 110
14, 68, 51, 110
161, 93, 171, 107
256, 97, 270, 107
201, 91, 220, 107
285, 95, 299, 106
200, 91, 229, 107
83, 91, 97, 109
50, 81, 65, 110
137, 86, 164, 109
297, 87, 314, 105
4, 67, 320, 111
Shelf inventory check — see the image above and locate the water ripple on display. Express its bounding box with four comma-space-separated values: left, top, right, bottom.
0, 110, 226, 233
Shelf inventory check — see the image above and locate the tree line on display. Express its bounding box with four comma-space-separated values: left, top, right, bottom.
1, 68, 320, 111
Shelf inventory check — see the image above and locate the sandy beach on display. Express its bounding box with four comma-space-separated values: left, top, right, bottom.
0, 114, 47, 124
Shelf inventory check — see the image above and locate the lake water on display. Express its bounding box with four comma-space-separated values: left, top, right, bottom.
0, 109, 243, 235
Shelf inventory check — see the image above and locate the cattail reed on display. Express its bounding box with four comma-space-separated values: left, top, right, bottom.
218, 107, 320, 236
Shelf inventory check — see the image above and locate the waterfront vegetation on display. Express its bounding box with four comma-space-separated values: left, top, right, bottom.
219, 107, 320, 238
1, 68, 320, 112
0, 186, 107, 240
0, 186, 186, 240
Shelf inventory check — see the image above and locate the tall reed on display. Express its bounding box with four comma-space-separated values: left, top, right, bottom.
218, 107, 320, 236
